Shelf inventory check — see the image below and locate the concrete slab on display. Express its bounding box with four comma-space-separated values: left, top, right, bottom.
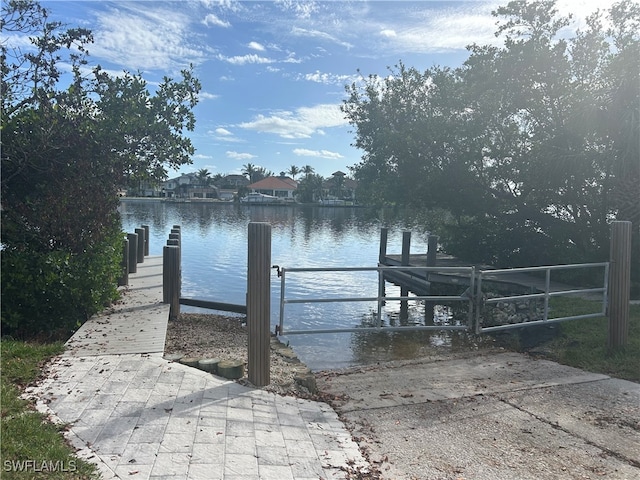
316, 352, 640, 480
316, 352, 609, 412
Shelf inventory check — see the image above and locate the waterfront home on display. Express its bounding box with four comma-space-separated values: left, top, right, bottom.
247, 176, 298, 202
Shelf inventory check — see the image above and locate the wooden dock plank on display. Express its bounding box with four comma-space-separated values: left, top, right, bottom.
64, 255, 170, 356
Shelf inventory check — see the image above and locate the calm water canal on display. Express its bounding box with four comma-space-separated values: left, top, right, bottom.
119, 199, 468, 370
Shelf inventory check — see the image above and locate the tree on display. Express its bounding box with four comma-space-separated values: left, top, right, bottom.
301, 164, 315, 178
1, 0, 201, 338
242, 163, 257, 183
287, 165, 300, 180
253, 166, 273, 182
195, 168, 212, 187
342, 0, 639, 269
296, 173, 324, 203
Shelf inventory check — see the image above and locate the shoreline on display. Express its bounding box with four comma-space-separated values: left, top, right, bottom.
119, 197, 366, 207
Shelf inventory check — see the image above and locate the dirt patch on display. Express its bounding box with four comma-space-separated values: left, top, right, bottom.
164, 313, 315, 397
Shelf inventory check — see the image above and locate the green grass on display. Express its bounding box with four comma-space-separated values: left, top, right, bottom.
1, 340, 99, 480
536, 300, 640, 383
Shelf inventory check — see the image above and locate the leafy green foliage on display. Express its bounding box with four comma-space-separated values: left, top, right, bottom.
1, 0, 200, 339
1, 227, 122, 339
342, 1, 639, 272
546, 302, 640, 382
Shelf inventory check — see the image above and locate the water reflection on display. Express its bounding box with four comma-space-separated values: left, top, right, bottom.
120, 200, 475, 370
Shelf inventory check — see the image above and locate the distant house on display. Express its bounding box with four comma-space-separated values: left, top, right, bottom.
162, 173, 195, 198
222, 174, 250, 188
247, 176, 298, 201
162, 173, 218, 199
322, 171, 357, 202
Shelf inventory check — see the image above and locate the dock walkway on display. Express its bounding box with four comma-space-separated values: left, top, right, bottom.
26, 254, 367, 480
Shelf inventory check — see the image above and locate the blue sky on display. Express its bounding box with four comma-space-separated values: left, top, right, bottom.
37, 0, 607, 179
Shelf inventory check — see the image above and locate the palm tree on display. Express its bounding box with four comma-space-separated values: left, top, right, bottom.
253, 166, 272, 182
195, 168, 211, 187
287, 165, 300, 180
301, 165, 315, 178
242, 163, 257, 183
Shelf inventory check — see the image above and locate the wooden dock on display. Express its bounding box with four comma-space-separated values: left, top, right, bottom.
64, 255, 170, 356
378, 229, 575, 295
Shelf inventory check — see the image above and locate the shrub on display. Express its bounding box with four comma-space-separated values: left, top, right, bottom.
1, 226, 123, 340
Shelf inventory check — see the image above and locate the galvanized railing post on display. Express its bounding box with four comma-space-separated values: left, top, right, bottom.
377, 267, 384, 327
279, 268, 286, 335
475, 272, 483, 334
543, 268, 551, 321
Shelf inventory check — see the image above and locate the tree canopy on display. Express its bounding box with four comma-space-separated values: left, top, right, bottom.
1, 0, 201, 337
342, 0, 639, 269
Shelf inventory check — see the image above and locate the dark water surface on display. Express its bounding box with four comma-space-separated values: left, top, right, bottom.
120, 199, 473, 370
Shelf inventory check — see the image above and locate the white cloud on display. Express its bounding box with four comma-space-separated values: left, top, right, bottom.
374, 4, 501, 54
275, 0, 320, 19
248, 41, 265, 51
217, 53, 274, 65
291, 26, 353, 49
300, 71, 358, 86
239, 104, 346, 139
227, 151, 256, 160
293, 148, 344, 159
210, 127, 243, 142
203, 13, 231, 27
199, 91, 219, 100
90, 4, 208, 71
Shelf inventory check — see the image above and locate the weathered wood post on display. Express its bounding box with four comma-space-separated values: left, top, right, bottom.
400, 231, 411, 321
127, 233, 138, 273
169, 232, 180, 245
608, 221, 632, 349
118, 237, 129, 286
427, 235, 438, 268
135, 227, 145, 263
379, 227, 388, 264
247, 222, 271, 387
142, 225, 150, 256
163, 245, 181, 320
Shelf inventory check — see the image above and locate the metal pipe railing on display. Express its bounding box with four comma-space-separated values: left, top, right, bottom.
277, 265, 474, 335
475, 262, 609, 334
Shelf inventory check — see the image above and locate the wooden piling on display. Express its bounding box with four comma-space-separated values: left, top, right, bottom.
142, 225, 150, 256
608, 221, 632, 349
163, 245, 181, 320
379, 227, 388, 264
401, 231, 411, 265
135, 227, 145, 263
127, 233, 138, 273
118, 237, 129, 286
427, 235, 438, 267
247, 222, 271, 387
